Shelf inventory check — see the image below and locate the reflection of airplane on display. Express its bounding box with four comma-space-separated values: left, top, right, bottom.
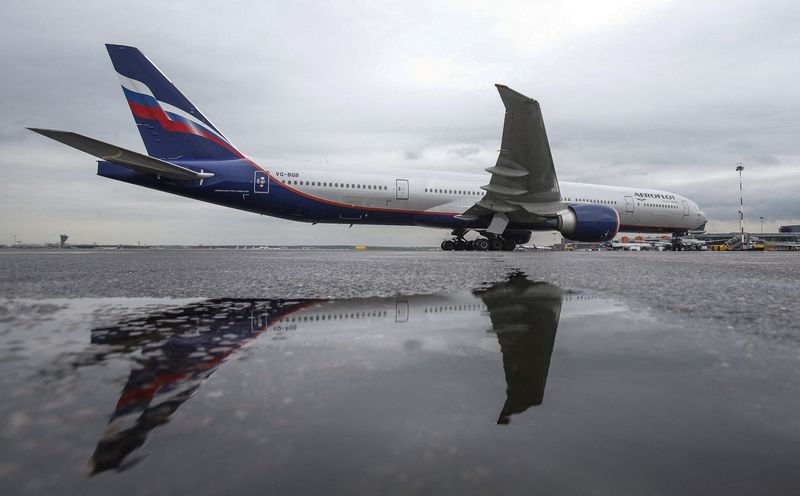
31, 45, 706, 251
84, 275, 566, 474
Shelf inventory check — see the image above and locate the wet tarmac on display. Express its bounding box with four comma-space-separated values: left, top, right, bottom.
0, 250, 799, 494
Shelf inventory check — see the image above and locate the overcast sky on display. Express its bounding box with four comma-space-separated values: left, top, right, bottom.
2, 0, 798, 246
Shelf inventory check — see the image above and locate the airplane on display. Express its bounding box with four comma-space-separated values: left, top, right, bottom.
30, 44, 707, 251
610, 241, 657, 251
519, 243, 553, 251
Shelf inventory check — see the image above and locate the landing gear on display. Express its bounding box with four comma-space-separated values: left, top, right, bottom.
439, 233, 518, 251
442, 229, 469, 252
439, 229, 524, 252
671, 231, 687, 251
473, 238, 490, 251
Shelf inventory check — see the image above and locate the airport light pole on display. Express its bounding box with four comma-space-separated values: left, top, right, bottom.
760, 216, 765, 233
736, 162, 745, 246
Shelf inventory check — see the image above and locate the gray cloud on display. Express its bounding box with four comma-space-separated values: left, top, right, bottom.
1, 0, 799, 245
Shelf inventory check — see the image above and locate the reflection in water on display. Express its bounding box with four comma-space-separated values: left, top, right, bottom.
88, 299, 321, 474
475, 271, 563, 424
86, 274, 565, 474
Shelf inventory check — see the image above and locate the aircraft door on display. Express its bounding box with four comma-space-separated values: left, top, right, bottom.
253, 171, 270, 194
395, 300, 409, 323
396, 179, 409, 200
624, 196, 634, 213
682, 200, 689, 216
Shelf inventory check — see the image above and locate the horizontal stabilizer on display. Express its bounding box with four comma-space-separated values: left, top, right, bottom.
28, 128, 214, 181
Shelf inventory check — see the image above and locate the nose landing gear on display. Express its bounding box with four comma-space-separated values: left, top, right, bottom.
666, 231, 688, 251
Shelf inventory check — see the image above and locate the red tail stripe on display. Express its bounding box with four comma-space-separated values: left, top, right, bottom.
128, 102, 244, 159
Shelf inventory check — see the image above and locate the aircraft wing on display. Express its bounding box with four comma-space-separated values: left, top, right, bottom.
28, 128, 215, 181
457, 85, 564, 232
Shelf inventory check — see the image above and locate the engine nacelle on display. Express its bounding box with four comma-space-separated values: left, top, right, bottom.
558, 204, 620, 242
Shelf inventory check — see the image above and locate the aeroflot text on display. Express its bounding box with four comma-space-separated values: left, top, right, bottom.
635, 192, 676, 200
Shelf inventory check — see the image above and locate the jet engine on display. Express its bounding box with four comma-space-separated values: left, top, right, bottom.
557, 204, 620, 242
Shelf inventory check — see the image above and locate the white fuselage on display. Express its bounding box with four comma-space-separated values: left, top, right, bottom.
267, 166, 707, 233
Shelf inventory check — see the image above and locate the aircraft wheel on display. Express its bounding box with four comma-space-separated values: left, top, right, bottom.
664, 244, 673, 251
474, 238, 490, 251
489, 238, 503, 251
454, 240, 467, 251
465, 240, 475, 251
442, 240, 455, 251
501, 239, 517, 251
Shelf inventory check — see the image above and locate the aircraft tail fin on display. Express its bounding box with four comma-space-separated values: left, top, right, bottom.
105, 44, 242, 161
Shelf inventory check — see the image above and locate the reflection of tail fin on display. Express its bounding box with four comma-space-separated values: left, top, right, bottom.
105, 44, 242, 160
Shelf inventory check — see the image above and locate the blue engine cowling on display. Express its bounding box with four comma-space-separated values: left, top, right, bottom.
559, 204, 620, 242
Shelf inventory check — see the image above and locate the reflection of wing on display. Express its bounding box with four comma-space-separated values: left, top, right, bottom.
473, 271, 564, 424
459, 86, 566, 232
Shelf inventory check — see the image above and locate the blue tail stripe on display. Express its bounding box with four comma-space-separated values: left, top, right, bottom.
121, 86, 159, 109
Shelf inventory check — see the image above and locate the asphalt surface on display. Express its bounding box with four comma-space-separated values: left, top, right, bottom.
0, 249, 798, 495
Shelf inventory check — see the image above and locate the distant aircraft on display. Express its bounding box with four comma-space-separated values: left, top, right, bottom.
519, 243, 552, 251
30, 44, 706, 251
611, 241, 654, 251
